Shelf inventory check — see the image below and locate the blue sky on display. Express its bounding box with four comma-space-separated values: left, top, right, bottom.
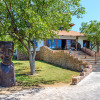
71, 0, 100, 32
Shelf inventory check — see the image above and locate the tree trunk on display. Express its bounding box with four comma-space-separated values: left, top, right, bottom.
28, 41, 36, 75
29, 52, 35, 75
97, 45, 99, 52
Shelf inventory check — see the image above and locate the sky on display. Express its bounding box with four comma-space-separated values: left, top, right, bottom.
71, 0, 100, 32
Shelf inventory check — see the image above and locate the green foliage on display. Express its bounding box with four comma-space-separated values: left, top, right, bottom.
80, 20, 100, 49
14, 60, 79, 86
0, 0, 85, 43
0, 0, 85, 74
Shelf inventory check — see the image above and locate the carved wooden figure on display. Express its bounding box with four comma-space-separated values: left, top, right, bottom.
0, 41, 16, 87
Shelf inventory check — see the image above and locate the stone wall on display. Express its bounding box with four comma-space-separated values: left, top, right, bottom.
40, 46, 88, 71
17, 51, 40, 60
17, 51, 29, 60
35, 51, 40, 60
82, 47, 100, 57
72, 65, 92, 85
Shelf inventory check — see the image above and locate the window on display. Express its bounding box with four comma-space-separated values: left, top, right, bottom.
57, 39, 61, 49
71, 40, 75, 47
34, 39, 38, 47
52, 39, 56, 49
46, 39, 52, 49
46, 39, 62, 50
66, 40, 71, 49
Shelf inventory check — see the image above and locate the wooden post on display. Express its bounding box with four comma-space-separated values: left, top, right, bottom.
85, 47, 87, 58
95, 52, 96, 64
76, 36, 78, 51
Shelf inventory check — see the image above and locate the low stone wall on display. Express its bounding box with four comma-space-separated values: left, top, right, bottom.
72, 65, 92, 85
17, 51, 29, 60
81, 47, 100, 57
40, 46, 89, 71
17, 51, 40, 60
35, 51, 40, 60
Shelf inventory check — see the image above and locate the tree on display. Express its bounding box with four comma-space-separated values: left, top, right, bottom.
0, 0, 85, 75
80, 20, 100, 52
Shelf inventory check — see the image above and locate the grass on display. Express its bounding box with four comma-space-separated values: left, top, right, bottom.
14, 60, 80, 86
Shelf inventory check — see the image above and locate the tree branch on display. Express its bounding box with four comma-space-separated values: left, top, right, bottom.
7, 32, 29, 51
0, 21, 5, 28
41, 0, 45, 18
3, 0, 12, 18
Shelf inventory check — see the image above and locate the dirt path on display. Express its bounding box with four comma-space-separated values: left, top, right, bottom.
0, 72, 100, 100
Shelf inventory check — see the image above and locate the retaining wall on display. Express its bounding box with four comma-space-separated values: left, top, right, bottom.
40, 46, 88, 71
17, 51, 40, 60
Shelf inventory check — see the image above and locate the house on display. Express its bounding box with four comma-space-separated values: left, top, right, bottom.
16, 30, 91, 60
35, 30, 89, 51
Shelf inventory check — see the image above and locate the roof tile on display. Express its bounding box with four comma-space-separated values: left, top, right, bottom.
57, 30, 84, 36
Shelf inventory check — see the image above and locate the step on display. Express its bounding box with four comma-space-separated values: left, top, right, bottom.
76, 53, 87, 55
80, 56, 100, 58
76, 54, 91, 56
93, 68, 100, 72
93, 67, 100, 69
88, 63, 100, 65
90, 62, 100, 64
93, 70, 100, 72
82, 59, 100, 62
81, 57, 100, 60
81, 60, 100, 62
92, 65, 100, 67
88, 61, 100, 63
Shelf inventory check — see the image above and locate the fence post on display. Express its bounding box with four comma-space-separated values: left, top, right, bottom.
85, 47, 86, 58
95, 52, 96, 64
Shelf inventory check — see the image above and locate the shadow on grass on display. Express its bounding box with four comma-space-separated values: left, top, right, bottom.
15, 73, 27, 77
13, 60, 28, 61
15, 69, 23, 72
38, 60, 80, 72
14, 62, 23, 65
35, 69, 42, 72
33, 78, 56, 84
15, 73, 56, 86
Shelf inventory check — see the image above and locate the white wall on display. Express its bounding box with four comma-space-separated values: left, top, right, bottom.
59, 36, 76, 39
93, 46, 97, 52
13, 49, 17, 55
36, 40, 44, 51
31, 40, 44, 51
78, 37, 87, 48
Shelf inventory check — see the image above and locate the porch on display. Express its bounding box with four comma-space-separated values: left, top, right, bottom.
45, 38, 90, 51
45, 39, 76, 50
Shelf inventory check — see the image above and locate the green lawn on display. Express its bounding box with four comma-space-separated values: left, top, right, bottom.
14, 60, 79, 86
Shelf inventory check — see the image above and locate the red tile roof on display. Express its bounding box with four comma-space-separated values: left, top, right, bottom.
57, 30, 84, 36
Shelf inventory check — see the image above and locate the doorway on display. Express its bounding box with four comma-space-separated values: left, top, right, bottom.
62, 39, 66, 50
83, 40, 90, 48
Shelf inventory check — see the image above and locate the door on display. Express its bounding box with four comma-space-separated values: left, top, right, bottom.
62, 39, 66, 50
83, 40, 90, 48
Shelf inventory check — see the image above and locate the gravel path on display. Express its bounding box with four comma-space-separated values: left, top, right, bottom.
0, 72, 100, 100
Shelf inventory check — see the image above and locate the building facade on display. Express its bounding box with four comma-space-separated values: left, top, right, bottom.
36, 30, 89, 51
